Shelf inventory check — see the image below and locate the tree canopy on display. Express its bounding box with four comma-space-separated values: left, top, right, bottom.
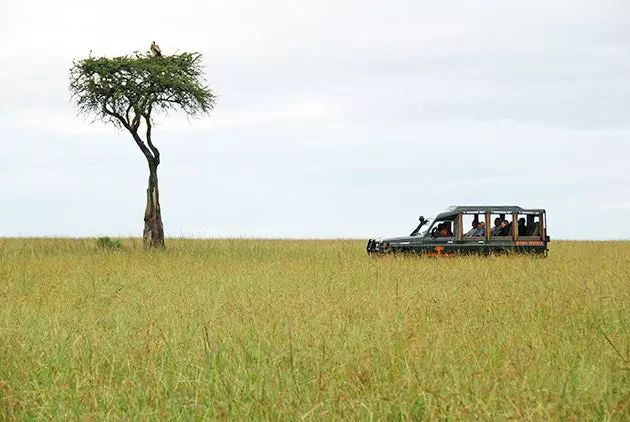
69, 52, 215, 133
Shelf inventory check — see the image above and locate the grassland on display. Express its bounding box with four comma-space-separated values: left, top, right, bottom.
1, 238, 629, 420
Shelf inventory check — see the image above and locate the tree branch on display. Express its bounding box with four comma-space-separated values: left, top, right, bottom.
125, 103, 133, 126
103, 104, 129, 129
132, 131, 156, 165
131, 108, 141, 131
103, 104, 154, 162
143, 107, 160, 166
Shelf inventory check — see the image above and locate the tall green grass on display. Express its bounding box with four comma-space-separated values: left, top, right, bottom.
1, 239, 628, 419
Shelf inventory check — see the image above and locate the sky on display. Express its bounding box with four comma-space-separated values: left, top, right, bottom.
1, 0, 629, 240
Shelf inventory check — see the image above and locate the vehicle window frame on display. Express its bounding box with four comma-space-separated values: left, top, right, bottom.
515, 211, 544, 240
460, 212, 487, 241
425, 218, 457, 239
489, 212, 515, 240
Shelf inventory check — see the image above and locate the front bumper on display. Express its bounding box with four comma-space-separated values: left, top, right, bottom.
366, 238, 385, 254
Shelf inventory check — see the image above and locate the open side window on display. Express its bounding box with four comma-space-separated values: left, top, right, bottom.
516, 213, 543, 239
462, 213, 486, 238
426, 219, 456, 239
489, 213, 514, 238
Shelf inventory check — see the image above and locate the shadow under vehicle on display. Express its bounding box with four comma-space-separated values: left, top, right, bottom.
366, 205, 550, 256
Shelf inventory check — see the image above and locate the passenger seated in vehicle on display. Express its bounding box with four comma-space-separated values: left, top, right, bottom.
490, 218, 503, 235
465, 221, 485, 237
518, 218, 527, 236
498, 220, 511, 236
473, 221, 485, 236
464, 219, 479, 236
440, 222, 453, 237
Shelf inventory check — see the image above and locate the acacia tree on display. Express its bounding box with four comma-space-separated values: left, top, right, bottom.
69, 49, 215, 248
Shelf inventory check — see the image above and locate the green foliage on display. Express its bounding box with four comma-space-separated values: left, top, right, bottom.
68, 51, 216, 129
1, 239, 629, 419
95, 236, 122, 250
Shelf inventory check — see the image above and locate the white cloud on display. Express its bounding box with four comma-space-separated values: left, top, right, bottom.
602, 202, 630, 211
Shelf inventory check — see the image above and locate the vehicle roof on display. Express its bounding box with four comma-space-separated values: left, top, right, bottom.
435, 205, 546, 220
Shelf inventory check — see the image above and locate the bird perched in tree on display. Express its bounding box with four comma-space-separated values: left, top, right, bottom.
150, 41, 162, 57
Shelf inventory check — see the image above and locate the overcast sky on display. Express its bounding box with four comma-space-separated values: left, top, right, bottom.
1, 0, 629, 240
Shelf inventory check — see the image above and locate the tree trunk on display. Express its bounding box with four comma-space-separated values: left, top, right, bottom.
143, 161, 165, 249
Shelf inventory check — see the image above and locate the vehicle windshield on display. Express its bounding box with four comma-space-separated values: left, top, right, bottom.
414, 226, 430, 237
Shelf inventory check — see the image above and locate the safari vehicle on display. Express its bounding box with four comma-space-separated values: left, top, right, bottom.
366, 205, 550, 256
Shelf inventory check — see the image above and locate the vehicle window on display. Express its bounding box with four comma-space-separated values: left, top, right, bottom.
462, 214, 486, 237
416, 226, 430, 237
427, 219, 455, 238
516, 213, 542, 238
490, 213, 514, 237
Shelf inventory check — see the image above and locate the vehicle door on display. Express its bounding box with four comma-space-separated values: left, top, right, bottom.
424, 218, 458, 256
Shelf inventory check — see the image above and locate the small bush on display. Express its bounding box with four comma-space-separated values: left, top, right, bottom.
95, 237, 123, 250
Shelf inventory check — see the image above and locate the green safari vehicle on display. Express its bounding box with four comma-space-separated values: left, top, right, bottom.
366, 205, 550, 256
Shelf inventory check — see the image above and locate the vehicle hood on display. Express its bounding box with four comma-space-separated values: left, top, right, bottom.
381, 235, 424, 244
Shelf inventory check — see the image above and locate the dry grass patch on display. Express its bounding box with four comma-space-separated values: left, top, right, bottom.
0, 239, 629, 419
